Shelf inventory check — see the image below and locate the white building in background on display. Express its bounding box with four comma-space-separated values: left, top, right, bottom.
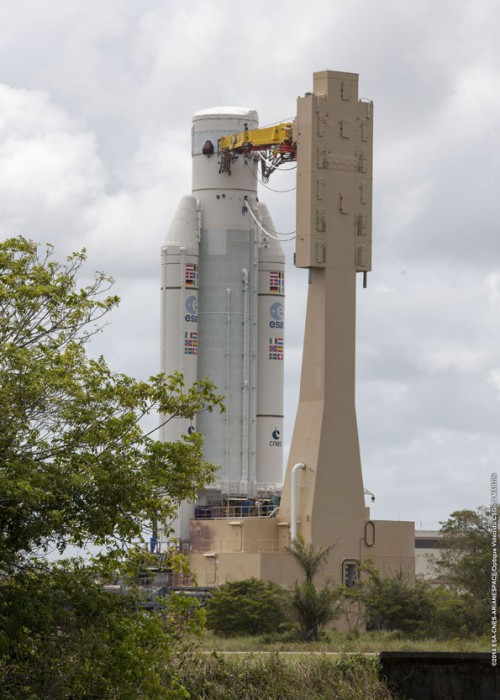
415, 530, 446, 584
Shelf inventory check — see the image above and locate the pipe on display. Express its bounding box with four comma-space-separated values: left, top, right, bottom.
290, 462, 306, 541
159, 247, 169, 444
196, 203, 202, 243
224, 288, 231, 466
241, 269, 249, 481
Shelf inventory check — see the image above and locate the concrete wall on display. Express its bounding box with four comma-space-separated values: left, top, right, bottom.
380, 652, 498, 700
188, 516, 414, 590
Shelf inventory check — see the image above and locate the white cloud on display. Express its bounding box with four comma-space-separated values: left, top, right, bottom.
0, 132, 103, 206
489, 370, 500, 397
417, 346, 491, 374
0, 84, 105, 241
487, 272, 500, 308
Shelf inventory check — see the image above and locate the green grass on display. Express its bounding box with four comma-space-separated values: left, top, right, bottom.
179, 631, 489, 698
178, 652, 391, 699
199, 629, 490, 654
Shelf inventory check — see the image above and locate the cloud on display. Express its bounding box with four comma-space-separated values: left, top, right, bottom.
0, 84, 104, 241
417, 347, 490, 375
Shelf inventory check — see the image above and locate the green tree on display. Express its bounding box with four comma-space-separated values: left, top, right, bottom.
0, 237, 223, 698
205, 578, 291, 636
341, 560, 484, 639
1, 559, 205, 699
286, 537, 341, 641
436, 505, 499, 634
362, 567, 434, 635
424, 586, 483, 639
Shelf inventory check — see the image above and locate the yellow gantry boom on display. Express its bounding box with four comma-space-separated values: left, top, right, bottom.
219, 122, 295, 152
218, 121, 296, 180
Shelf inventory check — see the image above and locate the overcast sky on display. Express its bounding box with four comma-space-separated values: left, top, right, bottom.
1, 0, 499, 529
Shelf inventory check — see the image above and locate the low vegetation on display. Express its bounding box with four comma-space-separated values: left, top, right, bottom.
199, 629, 490, 653
177, 653, 392, 700
340, 562, 488, 639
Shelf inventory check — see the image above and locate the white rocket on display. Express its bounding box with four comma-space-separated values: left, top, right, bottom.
160, 108, 285, 540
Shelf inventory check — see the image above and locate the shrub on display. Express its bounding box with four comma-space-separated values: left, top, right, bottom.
205, 578, 291, 636
291, 580, 341, 641
365, 573, 435, 635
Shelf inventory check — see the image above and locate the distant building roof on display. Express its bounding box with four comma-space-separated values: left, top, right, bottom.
415, 530, 441, 549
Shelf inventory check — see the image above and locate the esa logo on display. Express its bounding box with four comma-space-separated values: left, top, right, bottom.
185, 295, 198, 323
269, 427, 282, 447
269, 302, 284, 329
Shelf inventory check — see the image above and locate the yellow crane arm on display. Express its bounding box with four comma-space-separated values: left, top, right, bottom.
217, 121, 296, 180
218, 122, 295, 153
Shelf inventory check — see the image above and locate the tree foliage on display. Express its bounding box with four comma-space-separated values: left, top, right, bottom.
342, 559, 488, 639
286, 537, 340, 641
0, 560, 205, 699
286, 537, 332, 586
362, 567, 434, 635
0, 236, 223, 564
437, 506, 497, 599
205, 578, 290, 636
436, 505, 499, 634
0, 237, 224, 698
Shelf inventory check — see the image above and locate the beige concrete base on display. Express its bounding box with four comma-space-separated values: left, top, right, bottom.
190, 517, 414, 582
188, 515, 414, 632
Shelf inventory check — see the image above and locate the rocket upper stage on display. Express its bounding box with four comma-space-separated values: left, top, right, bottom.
160, 108, 285, 538
192, 107, 258, 224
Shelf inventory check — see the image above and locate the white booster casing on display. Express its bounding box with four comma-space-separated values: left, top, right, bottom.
256, 202, 285, 486
160, 195, 200, 443
161, 107, 284, 538
160, 196, 200, 540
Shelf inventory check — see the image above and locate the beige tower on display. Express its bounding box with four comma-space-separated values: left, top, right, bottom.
188, 71, 414, 604
278, 70, 372, 539
275, 70, 414, 589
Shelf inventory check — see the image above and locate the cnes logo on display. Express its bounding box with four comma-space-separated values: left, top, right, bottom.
270, 427, 282, 447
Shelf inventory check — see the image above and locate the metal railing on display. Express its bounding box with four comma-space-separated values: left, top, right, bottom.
191, 538, 241, 553
191, 538, 287, 554
194, 504, 278, 520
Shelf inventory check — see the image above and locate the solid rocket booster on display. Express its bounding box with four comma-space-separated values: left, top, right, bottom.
161, 107, 285, 530
256, 202, 285, 486
160, 195, 200, 443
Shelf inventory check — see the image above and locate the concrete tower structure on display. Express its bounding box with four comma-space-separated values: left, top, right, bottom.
161, 108, 285, 541
278, 70, 372, 537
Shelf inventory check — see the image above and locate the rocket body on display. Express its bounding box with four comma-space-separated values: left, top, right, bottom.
161, 108, 284, 539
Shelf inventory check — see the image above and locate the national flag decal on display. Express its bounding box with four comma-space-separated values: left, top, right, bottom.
269, 337, 284, 360
185, 263, 198, 288
269, 270, 284, 294
184, 331, 198, 355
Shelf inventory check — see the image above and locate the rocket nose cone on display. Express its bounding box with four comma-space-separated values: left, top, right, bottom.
193, 106, 258, 121
164, 195, 199, 249
256, 202, 285, 258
